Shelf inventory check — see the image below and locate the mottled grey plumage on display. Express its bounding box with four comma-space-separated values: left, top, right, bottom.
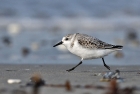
76, 33, 114, 49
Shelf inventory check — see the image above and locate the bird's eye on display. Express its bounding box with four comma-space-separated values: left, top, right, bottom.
65, 38, 69, 41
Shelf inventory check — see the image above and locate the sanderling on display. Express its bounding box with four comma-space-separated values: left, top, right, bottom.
53, 33, 123, 72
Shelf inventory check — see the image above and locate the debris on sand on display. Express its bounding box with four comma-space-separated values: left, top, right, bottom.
105, 80, 135, 94
28, 74, 45, 94
100, 70, 124, 82
65, 80, 72, 91
7, 79, 21, 84
103, 70, 120, 79
93, 73, 102, 76
19, 73, 139, 94
106, 80, 118, 94
27, 74, 45, 87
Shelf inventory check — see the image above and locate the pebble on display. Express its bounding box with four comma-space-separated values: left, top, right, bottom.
7, 79, 21, 84
93, 73, 102, 76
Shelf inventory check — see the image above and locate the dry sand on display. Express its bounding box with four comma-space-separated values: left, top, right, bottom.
0, 64, 140, 94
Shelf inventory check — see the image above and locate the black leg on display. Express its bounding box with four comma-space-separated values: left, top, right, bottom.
102, 58, 110, 70
66, 61, 82, 72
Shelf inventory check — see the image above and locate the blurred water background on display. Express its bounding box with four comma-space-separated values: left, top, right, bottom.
0, 0, 140, 65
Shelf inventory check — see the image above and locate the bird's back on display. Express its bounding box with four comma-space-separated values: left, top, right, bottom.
76, 33, 116, 49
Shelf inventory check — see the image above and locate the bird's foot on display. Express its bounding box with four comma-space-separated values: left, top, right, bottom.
104, 64, 110, 70
66, 68, 75, 72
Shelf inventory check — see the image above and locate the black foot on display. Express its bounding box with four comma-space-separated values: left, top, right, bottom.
66, 68, 75, 72
104, 64, 110, 70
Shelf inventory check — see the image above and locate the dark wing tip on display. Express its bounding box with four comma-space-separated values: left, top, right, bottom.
112, 45, 123, 49
105, 45, 123, 49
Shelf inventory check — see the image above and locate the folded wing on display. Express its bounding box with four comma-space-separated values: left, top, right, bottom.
77, 34, 123, 49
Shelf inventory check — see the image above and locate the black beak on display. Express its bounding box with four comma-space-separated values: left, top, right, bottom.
53, 41, 63, 47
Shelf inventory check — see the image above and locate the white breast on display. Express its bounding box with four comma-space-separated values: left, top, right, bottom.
67, 40, 116, 60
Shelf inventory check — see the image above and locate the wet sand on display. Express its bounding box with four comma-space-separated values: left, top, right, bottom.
0, 64, 140, 94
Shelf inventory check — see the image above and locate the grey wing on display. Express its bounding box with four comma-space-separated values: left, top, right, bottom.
93, 38, 114, 49
77, 34, 114, 49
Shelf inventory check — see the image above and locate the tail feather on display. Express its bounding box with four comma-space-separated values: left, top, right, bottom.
105, 45, 123, 49
111, 45, 123, 49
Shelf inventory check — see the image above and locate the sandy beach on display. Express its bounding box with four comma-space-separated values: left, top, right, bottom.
0, 64, 139, 94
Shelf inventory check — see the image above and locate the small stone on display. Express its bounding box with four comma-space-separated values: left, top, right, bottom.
7, 79, 21, 84
93, 73, 102, 76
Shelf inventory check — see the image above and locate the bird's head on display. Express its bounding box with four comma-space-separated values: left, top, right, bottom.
53, 34, 73, 48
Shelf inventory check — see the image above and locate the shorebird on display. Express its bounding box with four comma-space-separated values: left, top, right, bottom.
53, 33, 123, 72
